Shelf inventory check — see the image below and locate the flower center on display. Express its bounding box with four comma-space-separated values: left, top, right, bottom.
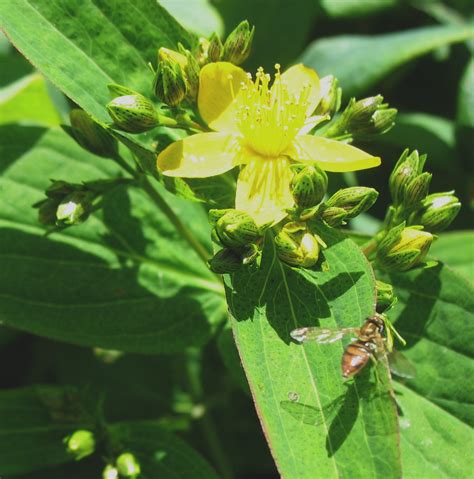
234, 65, 310, 157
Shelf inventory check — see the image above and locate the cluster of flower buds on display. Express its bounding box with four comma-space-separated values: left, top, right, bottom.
103, 452, 141, 479
154, 45, 200, 105
206, 20, 255, 65
208, 209, 262, 274
389, 149, 431, 211
376, 223, 433, 272
69, 109, 118, 158
64, 430, 95, 461
327, 95, 397, 141
35, 178, 128, 227
274, 221, 326, 268
319, 186, 379, 227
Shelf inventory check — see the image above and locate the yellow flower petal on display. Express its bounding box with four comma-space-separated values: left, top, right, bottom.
157, 132, 243, 178
293, 135, 381, 172
281, 64, 321, 116
198, 62, 249, 133
236, 155, 294, 226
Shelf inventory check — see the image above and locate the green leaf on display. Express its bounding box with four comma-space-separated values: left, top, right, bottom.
429, 231, 474, 283
108, 421, 219, 479
0, 385, 93, 475
0, 125, 225, 353
299, 25, 474, 98
320, 0, 398, 18
396, 382, 473, 479
226, 227, 401, 478
456, 57, 474, 170
0, 72, 61, 126
159, 0, 224, 37
379, 264, 474, 475
0, 0, 194, 122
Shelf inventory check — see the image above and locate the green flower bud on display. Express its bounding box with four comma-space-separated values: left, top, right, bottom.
64, 430, 95, 460
222, 20, 255, 65
402, 171, 432, 211
153, 60, 187, 107
325, 187, 379, 219
208, 208, 234, 226
375, 280, 395, 314
70, 109, 118, 158
116, 452, 141, 478
107, 94, 158, 133
178, 45, 201, 100
215, 210, 260, 247
345, 95, 397, 139
314, 75, 341, 117
208, 248, 243, 274
37, 198, 60, 226
274, 222, 321, 268
319, 206, 348, 227
389, 149, 427, 206
102, 465, 119, 479
56, 191, 93, 225
377, 224, 433, 272
411, 191, 461, 232
290, 164, 328, 208
107, 83, 139, 98
208, 32, 223, 62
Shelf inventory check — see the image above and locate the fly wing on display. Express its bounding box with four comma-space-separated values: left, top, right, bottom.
388, 350, 417, 379
290, 326, 359, 344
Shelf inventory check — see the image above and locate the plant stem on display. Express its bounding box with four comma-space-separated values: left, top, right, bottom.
112, 154, 211, 264
185, 350, 234, 479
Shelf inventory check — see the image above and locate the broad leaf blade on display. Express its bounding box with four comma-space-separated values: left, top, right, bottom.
430, 231, 474, 283
299, 25, 474, 98
379, 263, 474, 475
0, 125, 225, 353
0, 0, 193, 122
226, 228, 401, 478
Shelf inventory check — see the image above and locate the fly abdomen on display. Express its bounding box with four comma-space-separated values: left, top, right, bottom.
341, 341, 372, 378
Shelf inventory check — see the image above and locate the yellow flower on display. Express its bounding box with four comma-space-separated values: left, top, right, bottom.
157, 62, 380, 225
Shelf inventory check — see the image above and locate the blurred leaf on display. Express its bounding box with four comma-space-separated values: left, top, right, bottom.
320, 0, 398, 18
429, 231, 474, 282
299, 25, 474, 98
226, 228, 401, 478
0, 385, 92, 475
159, 0, 224, 37
108, 420, 219, 478
379, 264, 474, 475
377, 113, 458, 172
214, 0, 319, 71
0, 125, 225, 353
456, 57, 474, 170
0, 73, 61, 126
